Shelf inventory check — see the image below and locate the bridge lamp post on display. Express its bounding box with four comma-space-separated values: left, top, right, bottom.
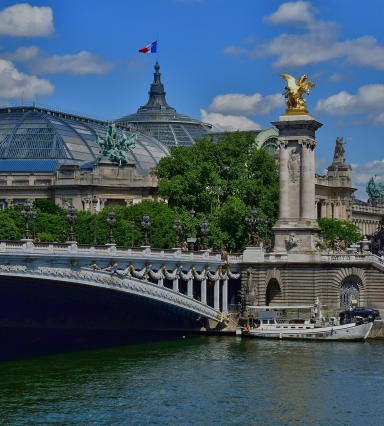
201, 218, 209, 251
189, 208, 195, 251
66, 205, 77, 242
141, 212, 151, 247
32, 210, 37, 241
21, 201, 33, 241
173, 216, 181, 249
131, 219, 135, 247
106, 209, 116, 245
92, 196, 98, 245
264, 219, 269, 244
60, 196, 67, 239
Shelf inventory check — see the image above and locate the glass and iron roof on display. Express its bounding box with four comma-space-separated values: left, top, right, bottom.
0, 104, 169, 174
116, 62, 220, 149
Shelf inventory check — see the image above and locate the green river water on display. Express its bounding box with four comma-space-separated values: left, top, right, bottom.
1, 336, 384, 425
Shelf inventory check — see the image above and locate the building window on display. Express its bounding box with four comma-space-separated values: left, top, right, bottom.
261, 138, 277, 155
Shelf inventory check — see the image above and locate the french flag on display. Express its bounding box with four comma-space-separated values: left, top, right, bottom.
139, 41, 157, 53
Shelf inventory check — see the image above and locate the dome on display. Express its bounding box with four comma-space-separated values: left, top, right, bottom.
0, 104, 169, 173
116, 62, 220, 149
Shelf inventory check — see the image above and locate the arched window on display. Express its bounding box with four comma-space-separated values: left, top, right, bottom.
261, 137, 278, 156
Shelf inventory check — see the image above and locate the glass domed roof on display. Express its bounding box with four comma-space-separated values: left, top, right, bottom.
0, 104, 169, 174
117, 62, 220, 149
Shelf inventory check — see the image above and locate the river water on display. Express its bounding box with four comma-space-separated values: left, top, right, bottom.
1, 336, 384, 425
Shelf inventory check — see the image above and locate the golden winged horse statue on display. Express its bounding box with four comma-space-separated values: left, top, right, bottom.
280, 73, 317, 114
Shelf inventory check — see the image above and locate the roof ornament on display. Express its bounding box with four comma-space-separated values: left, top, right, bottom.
95, 122, 137, 166
280, 73, 317, 116
332, 136, 346, 164
366, 176, 384, 204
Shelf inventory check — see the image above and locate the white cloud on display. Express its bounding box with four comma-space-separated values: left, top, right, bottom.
224, 1, 384, 71
201, 109, 262, 131
1, 46, 115, 75
206, 93, 284, 116
263, 1, 318, 30
314, 84, 384, 122
315, 157, 329, 175
328, 72, 352, 83
0, 58, 54, 100
351, 160, 384, 201
0, 3, 54, 37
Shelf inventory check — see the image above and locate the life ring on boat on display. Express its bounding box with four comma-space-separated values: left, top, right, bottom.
245, 326, 251, 332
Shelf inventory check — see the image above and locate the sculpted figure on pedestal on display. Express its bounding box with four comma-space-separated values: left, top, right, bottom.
333, 136, 346, 164
288, 148, 301, 183
280, 73, 317, 115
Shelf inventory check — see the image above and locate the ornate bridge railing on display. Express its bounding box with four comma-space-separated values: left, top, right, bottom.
0, 241, 242, 323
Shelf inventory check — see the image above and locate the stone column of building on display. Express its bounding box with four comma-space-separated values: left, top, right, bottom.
5, 198, 13, 208
100, 198, 107, 209
299, 139, 317, 221
214, 279, 220, 311
321, 201, 327, 218
277, 140, 289, 219
334, 201, 339, 219
125, 198, 133, 207
82, 197, 91, 211
201, 279, 207, 304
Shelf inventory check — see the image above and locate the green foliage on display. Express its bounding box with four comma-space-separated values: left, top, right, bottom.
155, 131, 279, 250
39, 232, 56, 243
33, 199, 62, 215
317, 218, 362, 249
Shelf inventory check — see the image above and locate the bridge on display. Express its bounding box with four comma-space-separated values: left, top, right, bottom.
0, 241, 242, 336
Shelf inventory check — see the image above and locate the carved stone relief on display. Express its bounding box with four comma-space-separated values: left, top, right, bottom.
288, 147, 301, 183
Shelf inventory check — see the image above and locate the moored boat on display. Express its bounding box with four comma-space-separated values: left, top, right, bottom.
239, 300, 373, 341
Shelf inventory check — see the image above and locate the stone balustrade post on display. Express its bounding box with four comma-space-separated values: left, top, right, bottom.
214, 279, 220, 311
222, 279, 228, 314
187, 279, 193, 297
201, 279, 207, 304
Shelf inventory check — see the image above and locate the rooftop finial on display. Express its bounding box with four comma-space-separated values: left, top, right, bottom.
154, 61, 160, 71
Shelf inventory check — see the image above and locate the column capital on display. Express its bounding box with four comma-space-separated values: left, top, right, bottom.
298, 138, 317, 150
276, 139, 289, 150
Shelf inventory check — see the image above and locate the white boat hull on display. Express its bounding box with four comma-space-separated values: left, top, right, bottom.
242, 321, 373, 341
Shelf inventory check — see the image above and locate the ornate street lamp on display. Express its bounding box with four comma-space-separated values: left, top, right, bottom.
60, 196, 67, 239
92, 196, 98, 245
131, 219, 135, 247
173, 216, 181, 248
141, 212, 151, 247
189, 208, 195, 250
32, 210, 37, 241
264, 219, 269, 242
201, 218, 209, 250
246, 205, 263, 247
106, 208, 116, 245
21, 200, 33, 241
66, 205, 77, 242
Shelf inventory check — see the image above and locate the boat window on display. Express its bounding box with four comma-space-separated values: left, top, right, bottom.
276, 326, 281, 328
291, 327, 295, 328
306, 327, 311, 329
283, 326, 288, 328
268, 320, 274, 324
262, 320, 268, 324
298, 327, 303, 329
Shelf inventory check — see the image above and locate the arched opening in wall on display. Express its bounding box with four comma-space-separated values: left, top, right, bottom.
266, 279, 282, 306
339, 276, 362, 309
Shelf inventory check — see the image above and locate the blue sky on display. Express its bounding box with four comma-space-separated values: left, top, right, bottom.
0, 0, 383, 199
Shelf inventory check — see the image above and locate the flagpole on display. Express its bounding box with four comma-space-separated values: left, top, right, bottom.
156, 31, 158, 62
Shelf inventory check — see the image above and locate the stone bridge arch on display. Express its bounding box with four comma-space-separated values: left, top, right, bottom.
265, 268, 283, 306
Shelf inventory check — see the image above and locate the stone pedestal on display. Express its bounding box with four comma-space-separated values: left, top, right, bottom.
243, 246, 264, 263
271, 115, 323, 252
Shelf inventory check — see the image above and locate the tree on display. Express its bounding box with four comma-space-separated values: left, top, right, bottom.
155, 131, 279, 248
317, 218, 362, 249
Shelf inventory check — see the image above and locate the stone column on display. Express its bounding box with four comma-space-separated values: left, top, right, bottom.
299, 140, 310, 220
100, 198, 107, 209
214, 279, 220, 311
222, 279, 228, 314
201, 279, 207, 304
277, 140, 289, 219
321, 201, 327, 218
125, 198, 133, 207
187, 279, 193, 297
334, 201, 339, 219
5, 198, 13, 208
82, 197, 91, 211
